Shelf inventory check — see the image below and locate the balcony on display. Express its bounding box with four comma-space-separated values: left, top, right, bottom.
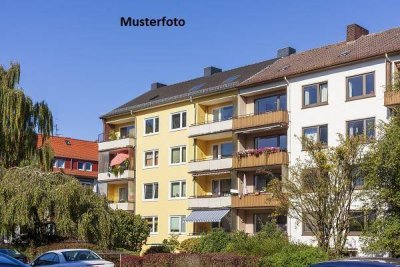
188, 157, 232, 173
233, 151, 288, 169
98, 170, 135, 181
384, 91, 400, 107
233, 110, 288, 131
231, 193, 280, 208
109, 202, 134, 211
188, 196, 231, 209
98, 137, 135, 151
189, 119, 232, 138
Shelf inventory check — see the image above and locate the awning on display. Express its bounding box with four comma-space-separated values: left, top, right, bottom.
192, 170, 231, 177
110, 153, 129, 166
184, 209, 230, 222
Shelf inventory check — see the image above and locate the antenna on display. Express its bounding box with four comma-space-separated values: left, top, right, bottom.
54, 124, 61, 136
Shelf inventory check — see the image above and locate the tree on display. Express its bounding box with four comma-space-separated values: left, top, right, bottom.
361, 111, 400, 256
271, 135, 365, 255
0, 63, 53, 169
112, 210, 150, 252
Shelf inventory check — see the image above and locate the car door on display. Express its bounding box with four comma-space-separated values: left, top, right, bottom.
34, 253, 61, 266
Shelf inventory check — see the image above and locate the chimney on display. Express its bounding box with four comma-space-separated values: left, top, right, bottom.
151, 82, 166, 90
346, 24, 369, 42
204, 66, 222, 77
277, 47, 296, 58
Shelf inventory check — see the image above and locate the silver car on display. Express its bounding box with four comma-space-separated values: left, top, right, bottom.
31, 249, 114, 267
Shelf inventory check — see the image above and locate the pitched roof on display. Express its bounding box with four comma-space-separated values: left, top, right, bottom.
53, 168, 98, 179
101, 58, 278, 118
37, 135, 98, 161
241, 27, 400, 86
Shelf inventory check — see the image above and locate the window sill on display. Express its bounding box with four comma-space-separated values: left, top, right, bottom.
144, 132, 159, 137
301, 232, 314, 236
302, 102, 328, 110
170, 127, 187, 132
347, 232, 362, 236
142, 199, 159, 202
143, 166, 159, 170
345, 94, 376, 102
169, 163, 187, 166
168, 197, 187, 201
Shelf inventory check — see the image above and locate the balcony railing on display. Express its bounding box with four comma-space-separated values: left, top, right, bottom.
384, 91, 400, 107
188, 157, 232, 173
189, 119, 232, 137
109, 202, 134, 211
233, 110, 288, 131
98, 136, 135, 151
98, 169, 135, 181
188, 195, 231, 209
233, 151, 288, 169
231, 193, 280, 208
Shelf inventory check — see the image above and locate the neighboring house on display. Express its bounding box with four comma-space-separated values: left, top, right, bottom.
38, 135, 98, 188
99, 24, 400, 254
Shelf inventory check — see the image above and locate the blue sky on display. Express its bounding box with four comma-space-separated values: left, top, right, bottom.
1, 0, 399, 140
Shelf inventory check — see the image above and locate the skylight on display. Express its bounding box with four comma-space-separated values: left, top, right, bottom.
339, 50, 351, 57
149, 95, 159, 101
223, 75, 241, 84
189, 83, 206, 92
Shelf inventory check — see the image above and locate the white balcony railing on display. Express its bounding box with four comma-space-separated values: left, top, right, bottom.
188, 196, 231, 209
109, 202, 134, 211
98, 170, 135, 181
188, 157, 232, 173
98, 137, 135, 151
189, 119, 232, 137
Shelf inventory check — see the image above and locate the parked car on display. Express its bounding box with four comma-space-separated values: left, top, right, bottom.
310, 258, 400, 267
0, 252, 28, 266
0, 247, 28, 263
31, 249, 114, 267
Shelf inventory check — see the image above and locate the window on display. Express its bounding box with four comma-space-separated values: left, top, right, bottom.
212, 106, 233, 122
352, 166, 365, 189
303, 125, 328, 146
212, 179, 231, 196
212, 142, 233, 159
254, 135, 287, 150
255, 94, 287, 114
347, 118, 375, 139
303, 82, 328, 107
254, 174, 276, 192
78, 162, 93, 171
144, 183, 158, 200
302, 213, 316, 235
145, 216, 158, 234
253, 214, 287, 233
53, 159, 65, 169
35, 253, 60, 266
61, 250, 100, 262
349, 211, 376, 234
144, 117, 159, 135
171, 111, 187, 130
170, 180, 186, 198
119, 187, 128, 202
120, 125, 135, 139
169, 216, 186, 234
144, 150, 159, 167
347, 72, 375, 100
170, 146, 186, 164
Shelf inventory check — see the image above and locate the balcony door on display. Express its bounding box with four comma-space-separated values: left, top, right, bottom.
120, 125, 135, 139
212, 142, 233, 159
212, 106, 233, 122
212, 179, 231, 196
119, 187, 128, 202
254, 94, 286, 114
254, 135, 287, 150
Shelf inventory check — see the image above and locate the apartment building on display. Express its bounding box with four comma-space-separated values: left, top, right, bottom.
37, 135, 98, 188
99, 24, 400, 253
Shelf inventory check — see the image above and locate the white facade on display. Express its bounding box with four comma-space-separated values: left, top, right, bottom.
239, 55, 400, 254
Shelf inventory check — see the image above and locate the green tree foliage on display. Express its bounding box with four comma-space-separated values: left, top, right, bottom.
112, 210, 150, 252
270, 135, 365, 255
0, 167, 149, 250
361, 111, 400, 256
0, 63, 53, 169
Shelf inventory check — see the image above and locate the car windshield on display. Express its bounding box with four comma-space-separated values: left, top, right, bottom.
61, 250, 101, 262
0, 249, 18, 257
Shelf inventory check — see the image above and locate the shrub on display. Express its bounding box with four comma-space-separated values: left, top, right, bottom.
143, 245, 171, 255
162, 235, 180, 253
121, 254, 143, 267
179, 238, 201, 253
198, 229, 232, 253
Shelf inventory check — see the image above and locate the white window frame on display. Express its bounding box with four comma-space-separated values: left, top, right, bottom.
169, 215, 186, 234
212, 105, 233, 122
78, 161, 93, 171
211, 178, 231, 196
143, 182, 159, 201
143, 149, 159, 169
170, 111, 187, 131
170, 145, 187, 165
53, 159, 66, 169
144, 216, 158, 234
211, 142, 233, 159
144, 116, 159, 136
169, 180, 186, 199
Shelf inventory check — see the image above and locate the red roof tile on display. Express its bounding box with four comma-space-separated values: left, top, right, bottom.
53, 168, 98, 179
37, 135, 98, 161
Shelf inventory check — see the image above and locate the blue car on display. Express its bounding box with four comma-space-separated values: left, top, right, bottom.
310, 258, 400, 267
0, 252, 28, 267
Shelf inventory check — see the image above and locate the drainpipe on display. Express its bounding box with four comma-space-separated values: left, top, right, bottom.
283, 76, 291, 239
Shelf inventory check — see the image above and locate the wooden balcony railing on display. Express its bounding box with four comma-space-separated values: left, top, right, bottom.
233, 110, 289, 131
233, 151, 288, 169
231, 193, 280, 208
384, 91, 400, 107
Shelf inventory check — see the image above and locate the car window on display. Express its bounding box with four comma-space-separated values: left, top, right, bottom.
61, 250, 101, 262
35, 253, 60, 266
0, 254, 23, 266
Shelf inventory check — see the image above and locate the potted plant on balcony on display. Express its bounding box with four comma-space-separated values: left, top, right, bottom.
108, 130, 118, 141
109, 159, 130, 177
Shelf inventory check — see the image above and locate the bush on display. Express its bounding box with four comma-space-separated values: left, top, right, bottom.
198, 229, 232, 253
179, 238, 201, 253
143, 245, 171, 255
